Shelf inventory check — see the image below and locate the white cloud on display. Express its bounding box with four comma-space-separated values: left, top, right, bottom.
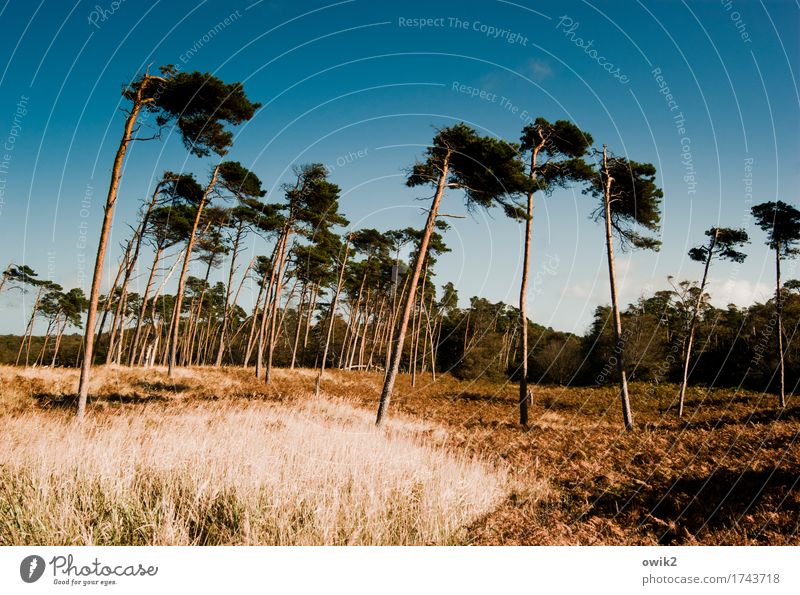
526, 58, 553, 82
707, 277, 773, 307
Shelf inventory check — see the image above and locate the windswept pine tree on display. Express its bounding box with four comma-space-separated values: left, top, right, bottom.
515, 119, 593, 425
678, 227, 748, 416
0, 264, 39, 295
257, 164, 348, 383
211, 164, 268, 366
127, 176, 203, 365
78, 66, 260, 415
375, 123, 526, 426
585, 146, 663, 430
168, 163, 263, 377
751, 200, 800, 407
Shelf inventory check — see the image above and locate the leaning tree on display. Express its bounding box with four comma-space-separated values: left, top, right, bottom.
751, 200, 800, 407
678, 226, 748, 416
213, 164, 267, 367
167, 162, 262, 376
77, 65, 260, 416
585, 146, 663, 430
375, 123, 526, 426
515, 118, 593, 425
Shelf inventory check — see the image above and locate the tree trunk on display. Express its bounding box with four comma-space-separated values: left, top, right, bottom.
51, 319, 67, 367
168, 165, 220, 378
376, 157, 449, 426
256, 232, 286, 378
776, 243, 786, 408
602, 145, 633, 431
128, 245, 163, 365
96, 235, 135, 362
77, 81, 149, 418
678, 230, 717, 416
290, 284, 308, 369
215, 225, 244, 366
302, 282, 320, 366
518, 146, 539, 425
244, 264, 270, 366
219, 254, 255, 364
265, 234, 291, 383
315, 236, 350, 397
16, 287, 42, 366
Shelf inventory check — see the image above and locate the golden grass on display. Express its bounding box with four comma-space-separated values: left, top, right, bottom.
3, 365, 794, 545
0, 366, 506, 545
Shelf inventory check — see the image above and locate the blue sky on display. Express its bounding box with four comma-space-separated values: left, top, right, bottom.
0, 0, 797, 335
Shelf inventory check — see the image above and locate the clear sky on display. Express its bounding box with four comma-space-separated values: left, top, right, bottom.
0, 0, 798, 336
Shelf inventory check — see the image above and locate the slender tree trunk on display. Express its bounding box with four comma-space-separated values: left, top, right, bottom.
411, 267, 428, 387
95, 236, 135, 362
367, 295, 387, 370
16, 288, 42, 366
272, 275, 299, 364
315, 236, 350, 397
776, 243, 786, 407
187, 256, 214, 365
377, 158, 449, 425
142, 247, 183, 367
129, 245, 162, 365
220, 254, 255, 364
77, 83, 149, 418
168, 165, 220, 377
678, 231, 717, 416
51, 319, 67, 367
256, 233, 286, 377
265, 234, 291, 383
518, 147, 539, 425
244, 265, 270, 366
37, 318, 56, 367
602, 145, 633, 431
290, 284, 308, 369
215, 226, 243, 366
302, 282, 319, 366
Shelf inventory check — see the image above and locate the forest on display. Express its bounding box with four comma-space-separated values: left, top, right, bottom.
1, 65, 798, 432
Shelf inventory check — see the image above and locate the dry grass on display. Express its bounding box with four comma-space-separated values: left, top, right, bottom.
1, 365, 797, 545
0, 366, 505, 545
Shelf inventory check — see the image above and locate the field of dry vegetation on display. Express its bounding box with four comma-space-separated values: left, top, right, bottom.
0, 365, 797, 545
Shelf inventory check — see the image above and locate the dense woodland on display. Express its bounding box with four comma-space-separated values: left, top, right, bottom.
1, 65, 798, 429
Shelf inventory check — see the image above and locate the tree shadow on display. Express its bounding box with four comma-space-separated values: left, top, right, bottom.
135, 380, 191, 394
586, 466, 799, 544
449, 392, 509, 404
678, 406, 800, 431
33, 392, 170, 409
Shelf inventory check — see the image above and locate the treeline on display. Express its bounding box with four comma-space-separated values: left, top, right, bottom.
1, 63, 797, 431
3, 279, 799, 399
